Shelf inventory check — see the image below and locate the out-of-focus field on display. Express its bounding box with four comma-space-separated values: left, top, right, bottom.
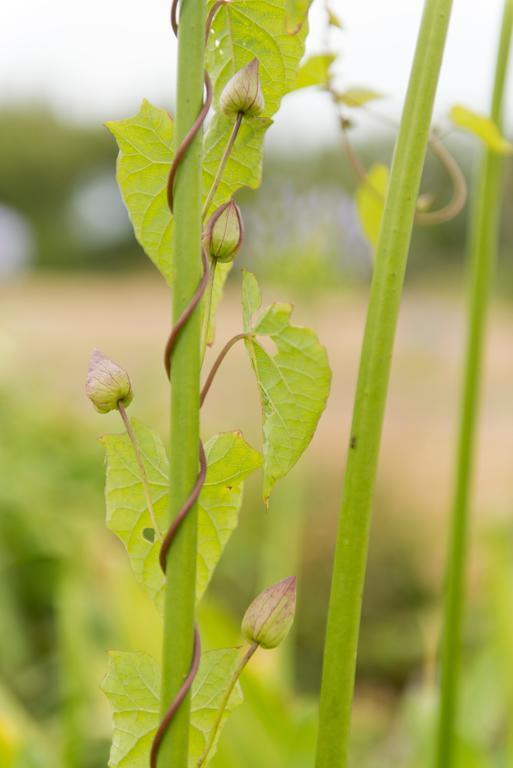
2, 273, 513, 767
5, 273, 513, 524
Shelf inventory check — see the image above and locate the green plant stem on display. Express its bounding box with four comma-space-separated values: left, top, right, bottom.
202, 112, 243, 219
314, 2, 453, 767
159, 0, 206, 764
118, 402, 162, 540
435, 2, 513, 766
196, 643, 258, 768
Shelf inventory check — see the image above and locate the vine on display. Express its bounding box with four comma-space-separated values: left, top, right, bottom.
86, 0, 330, 766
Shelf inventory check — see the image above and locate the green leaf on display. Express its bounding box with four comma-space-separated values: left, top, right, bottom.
285, 0, 312, 33
189, 648, 243, 766
101, 422, 261, 608
102, 649, 243, 768
197, 431, 262, 599
355, 163, 388, 248
202, 0, 310, 217
242, 271, 331, 501
450, 104, 513, 155
204, 261, 232, 348
102, 652, 160, 768
108, 102, 271, 282
106, 100, 175, 284
292, 54, 336, 91
336, 88, 383, 107
206, 0, 308, 118
327, 8, 343, 29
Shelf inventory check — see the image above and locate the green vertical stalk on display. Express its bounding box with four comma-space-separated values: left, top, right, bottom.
160, 0, 206, 765
435, 3, 513, 766
314, 2, 453, 766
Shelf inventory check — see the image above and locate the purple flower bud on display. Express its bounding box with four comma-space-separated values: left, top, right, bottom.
241, 576, 297, 649
86, 349, 133, 414
220, 59, 265, 118
203, 200, 244, 263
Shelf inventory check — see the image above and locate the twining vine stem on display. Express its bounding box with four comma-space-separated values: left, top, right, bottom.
149, 0, 249, 765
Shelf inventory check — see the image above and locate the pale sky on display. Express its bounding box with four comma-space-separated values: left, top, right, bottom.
0, 0, 511, 147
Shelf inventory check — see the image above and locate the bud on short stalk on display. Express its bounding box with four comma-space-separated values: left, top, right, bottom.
242, 576, 296, 649
86, 348, 133, 413
204, 200, 244, 263
220, 58, 264, 118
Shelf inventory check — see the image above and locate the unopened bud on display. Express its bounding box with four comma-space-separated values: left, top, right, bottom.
241, 576, 296, 649
204, 200, 244, 263
86, 349, 133, 414
220, 59, 264, 118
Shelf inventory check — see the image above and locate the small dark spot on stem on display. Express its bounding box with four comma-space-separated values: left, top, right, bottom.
350, 436, 357, 449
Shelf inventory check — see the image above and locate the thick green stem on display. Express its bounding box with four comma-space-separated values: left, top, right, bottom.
159, 0, 206, 765
314, 2, 453, 767
435, 3, 513, 766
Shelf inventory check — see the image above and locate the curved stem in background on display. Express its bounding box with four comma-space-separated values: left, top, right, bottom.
435, 2, 513, 767
202, 112, 244, 220
117, 402, 163, 541
414, 131, 467, 226
314, 2, 454, 767
195, 643, 258, 768
339, 115, 467, 226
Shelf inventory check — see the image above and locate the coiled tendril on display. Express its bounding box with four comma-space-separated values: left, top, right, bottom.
150, 1, 225, 765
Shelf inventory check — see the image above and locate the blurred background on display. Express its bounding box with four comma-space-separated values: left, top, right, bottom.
1, 1, 513, 766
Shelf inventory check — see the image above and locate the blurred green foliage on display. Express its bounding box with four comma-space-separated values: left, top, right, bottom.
1, 375, 513, 767
1, 107, 511, 288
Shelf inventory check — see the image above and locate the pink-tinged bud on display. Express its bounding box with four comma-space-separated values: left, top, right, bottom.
203, 200, 244, 263
86, 349, 133, 414
220, 59, 265, 118
241, 576, 296, 649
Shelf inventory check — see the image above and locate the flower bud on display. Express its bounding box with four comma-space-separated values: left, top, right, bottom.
86, 348, 133, 414
241, 576, 296, 649
220, 58, 264, 118
203, 200, 244, 263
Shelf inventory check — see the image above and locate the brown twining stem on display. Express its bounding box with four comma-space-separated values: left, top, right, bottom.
200, 332, 251, 406
149, 626, 202, 768
167, 0, 227, 211
151, 0, 226, 766
163, 246, 210, 379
